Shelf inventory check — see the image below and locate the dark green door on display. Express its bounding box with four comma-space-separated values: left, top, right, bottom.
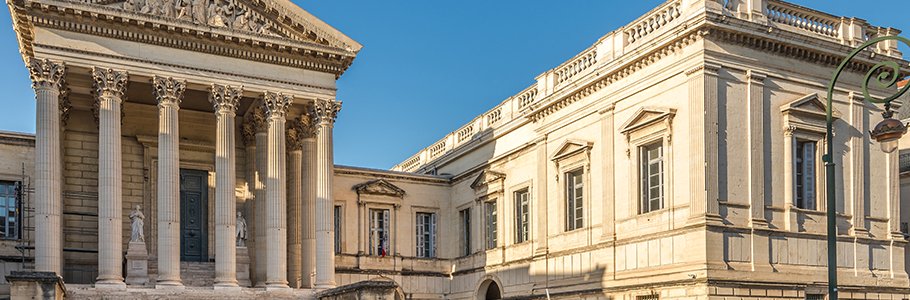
180, 169, 208, 262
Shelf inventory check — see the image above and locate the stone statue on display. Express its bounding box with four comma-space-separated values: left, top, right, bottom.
175, 0, 192, 21
236, 211, 247, 247
207, 0, 227, 27
232, 7, 249, 30
161, 0, 176, 18
191, 0, 206, 24
129, 205, 145, 243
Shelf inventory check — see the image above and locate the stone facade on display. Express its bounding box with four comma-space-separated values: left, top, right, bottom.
3, 0, 910, 299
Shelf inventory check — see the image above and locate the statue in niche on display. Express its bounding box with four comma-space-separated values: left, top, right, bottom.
129, 205, 145, 243
236, 211, 247, 247
191, 0, 206, 24
175, 0, 193, 21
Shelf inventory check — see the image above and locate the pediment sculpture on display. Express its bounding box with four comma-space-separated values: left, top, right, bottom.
116, 0, 281, 37
353, 179, 406, 198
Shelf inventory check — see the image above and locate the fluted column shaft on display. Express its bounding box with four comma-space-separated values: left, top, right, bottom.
301, 136, 317, 288
287, 147, 303, 288
314, 100, 341, 289
253, 124, 268, 286
28, 58, 65, 275
154, 76, 184, 288
94, 68, 129, 288
211, 84, 242, 288
263, 92, 292, 289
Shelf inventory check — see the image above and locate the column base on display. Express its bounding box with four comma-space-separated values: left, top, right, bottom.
214, 282, 242, 291
265, 283, 291, 291
315, 283, 337, 290
155, 281, 185, 289
94, 280, 126, 290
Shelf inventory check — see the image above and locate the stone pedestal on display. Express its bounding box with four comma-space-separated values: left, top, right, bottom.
125, 241, 149, 286
7, 271, 65, 300
236, 246, 252, 287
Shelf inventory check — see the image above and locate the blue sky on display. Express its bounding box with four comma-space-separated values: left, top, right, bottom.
0, 1, 907, 169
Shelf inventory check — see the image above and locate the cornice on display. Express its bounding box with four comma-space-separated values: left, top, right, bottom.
10, 0, 357, 76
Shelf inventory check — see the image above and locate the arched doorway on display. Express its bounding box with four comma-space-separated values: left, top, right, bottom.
478, 279, 502, 300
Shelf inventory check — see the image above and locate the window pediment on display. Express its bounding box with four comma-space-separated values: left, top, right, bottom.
781, 93, 841, 135
550, 139, 593, 162
471, 170, 505, 198
353, 179, 406, 198
619, 107, 676, 136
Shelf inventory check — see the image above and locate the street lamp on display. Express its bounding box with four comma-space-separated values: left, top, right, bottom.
825, 35, 910, 300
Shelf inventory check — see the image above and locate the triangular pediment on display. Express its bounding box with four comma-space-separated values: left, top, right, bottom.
470, 170, 506, 190
92, 0, 360, 51
550, 139, 593, 162
780, 93, 841, 119
353, 179, 406, 198
619, 107, 676, 135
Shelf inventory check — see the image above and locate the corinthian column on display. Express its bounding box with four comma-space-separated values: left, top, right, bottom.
313, 99, 341, 289
249, 105, 268, 287
286, 117, 305, 288
93, 67, 129, 288
28, 58, 65, 276
153, 76, 186, 288
300, 113, 317, 288
210, 84, 243, 289
263, 92, 292, 289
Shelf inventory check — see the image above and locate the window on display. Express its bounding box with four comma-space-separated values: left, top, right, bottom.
334, 205, 342, 253
0, 181, 17, 239
415, 212, 436, 258
640, 142, 664, 214
484, 201, 497, 249
795, 140, 817, 210
514, 189, 530, 244
369, 209, 390, 256
565, 170, 584, 231
459, 208, 471, 256
636, 294, 659, 300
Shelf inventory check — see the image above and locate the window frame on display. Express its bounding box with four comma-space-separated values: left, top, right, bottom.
459, 208, 472, 256
368, 208, 391, 257
794, 139, 820, 210
564, 169, 585, 231
513, 188, 530, 244
639, 141, 665, 214
483, 200, 498, 250
333, 204, 343, 254
415, 211, 437, 258
0, 181, 19, 240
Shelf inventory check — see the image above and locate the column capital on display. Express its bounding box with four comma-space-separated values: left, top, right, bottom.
152, 76, 186, 107
210, 84, 243, 114
241, 121, 257, 147
92, 67, 129, 100
262, 91, 293, 119
312, 99, 341, 125
287, 115, 316, 151
27, 58, 65, 91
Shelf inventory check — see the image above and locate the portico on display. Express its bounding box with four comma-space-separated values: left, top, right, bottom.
10, 0, 359, 291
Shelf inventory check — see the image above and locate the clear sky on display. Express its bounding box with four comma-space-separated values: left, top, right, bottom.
0, 1, 907, 169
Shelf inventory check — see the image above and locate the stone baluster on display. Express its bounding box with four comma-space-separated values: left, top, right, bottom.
263, 92, 292, 289
210, 84, 243, 289
27, 58, 66, 276
300, 112, 317, 288
93, 67, 129, 289
153, 75, 185, 288
313, 99, 341, 289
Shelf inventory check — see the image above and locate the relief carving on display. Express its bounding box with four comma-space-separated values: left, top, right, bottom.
118, 0, 279, 37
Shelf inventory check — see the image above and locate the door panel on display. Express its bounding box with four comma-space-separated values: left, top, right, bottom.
180, 169, 208, 262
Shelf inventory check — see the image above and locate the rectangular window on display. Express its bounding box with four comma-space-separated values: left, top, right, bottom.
795, 140, 817, 210
459, 208, 471, 256
334, 205, 342, 253
415, 212, 436, 258
369, 208, 390, 256
484, 201, 497, 249
514, 189, 530, 244
0, 181, 19, 240
640, 142, 664, 214
565, 170, 584, 231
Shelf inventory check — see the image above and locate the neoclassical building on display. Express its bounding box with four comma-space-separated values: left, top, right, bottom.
2, 0, 910, 299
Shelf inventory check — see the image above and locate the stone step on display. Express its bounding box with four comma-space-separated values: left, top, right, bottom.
66, 284, 316, 300
180, 262, 215, 287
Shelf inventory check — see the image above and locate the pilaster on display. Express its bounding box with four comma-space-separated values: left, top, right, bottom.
747, 70, 767, 228
152, 75, 184, 289
210, 84, 242, 289
263, 91, 292, 289
93, 67, 129, 289
686, 63, 722, 224
313, 99, 341, 290
27, 58, 65, 276
599, 106, 615, 240
533, 136, 548, 255
848, 92, 869, 237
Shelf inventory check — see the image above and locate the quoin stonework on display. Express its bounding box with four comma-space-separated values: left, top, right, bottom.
2, 0, 910, 299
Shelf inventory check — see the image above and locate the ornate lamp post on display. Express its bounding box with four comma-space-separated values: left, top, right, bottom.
825, 35, 910, 300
